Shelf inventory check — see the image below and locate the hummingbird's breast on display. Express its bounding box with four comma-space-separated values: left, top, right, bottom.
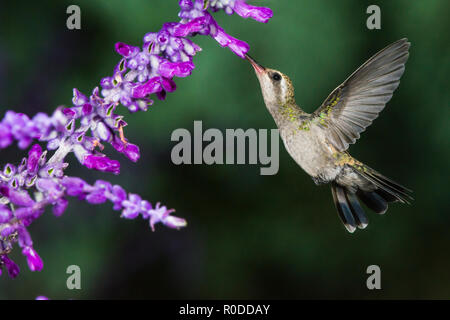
279, 121, 341, 182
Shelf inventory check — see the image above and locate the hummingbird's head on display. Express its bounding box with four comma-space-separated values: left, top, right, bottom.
245, 54, 295, 107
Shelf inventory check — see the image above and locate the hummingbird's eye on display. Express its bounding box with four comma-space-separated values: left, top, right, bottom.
271, 73, 282, 81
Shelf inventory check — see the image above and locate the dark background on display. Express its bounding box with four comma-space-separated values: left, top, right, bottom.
0, 0, 449, 299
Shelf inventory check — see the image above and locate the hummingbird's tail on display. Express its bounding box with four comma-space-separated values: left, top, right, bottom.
331, 182, 368, 232
331, 164, 413, 233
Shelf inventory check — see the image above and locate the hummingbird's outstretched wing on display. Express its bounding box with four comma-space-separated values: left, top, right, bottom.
311, 38, 410, 152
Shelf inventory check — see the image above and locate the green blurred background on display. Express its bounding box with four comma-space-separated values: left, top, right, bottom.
0, 0, 449, 299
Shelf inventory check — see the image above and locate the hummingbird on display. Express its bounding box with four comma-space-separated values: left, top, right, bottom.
246, 38, 413, 233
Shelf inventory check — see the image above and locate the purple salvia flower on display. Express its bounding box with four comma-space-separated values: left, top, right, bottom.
0, 205, 12, 223
115, 42, 140, 58
1, 255, 20, 278
1, 225, 15, 239
207, 0, 273, 23
177, 3, 253, 58
163, 215, 189, 230
132, 77, 163, 98
0, 111, 41, 149
36, 178, 64, 203
62, 108, 77, 119
61, 176, 90, 197
111, 138, 140, 163
0, 186, 35, 207
53, 197, 68, 217
121, 193, 142, 219
72, 88, 88, 106
158, 61, 195, 78
230, 0, 273, 23
14, 207, 37, 220
22, 246, 44, 272
82, 103, 94, 116
83, 155, 121, 175
210, 20, 250, 58
148, 202, 186, 231
110, 185, 127, 210
0, 123, 13, 148
17, 225, 33, 247
85, 182, 110, 204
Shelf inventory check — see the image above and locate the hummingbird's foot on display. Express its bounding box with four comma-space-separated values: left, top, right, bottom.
92, 140, 105, 151
118, 125, 128, 146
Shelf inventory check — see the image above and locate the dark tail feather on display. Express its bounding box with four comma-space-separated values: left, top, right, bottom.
331, 182, 368, 233
356, 165, 414, 204
331, 163, 412, 232
345, 191, 369, 228
356, 190, 388, 214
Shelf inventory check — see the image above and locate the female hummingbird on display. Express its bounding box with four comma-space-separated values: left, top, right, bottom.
246, 38, 413, 233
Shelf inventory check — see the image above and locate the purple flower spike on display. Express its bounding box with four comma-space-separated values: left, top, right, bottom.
22, 247, 44, 272
233, 1, 274, 23
36, 296, 49, 300
0, 0, 274, 281
83, 155, 120, 175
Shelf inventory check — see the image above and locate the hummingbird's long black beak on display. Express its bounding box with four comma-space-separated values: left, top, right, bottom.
245, 54, 266, 74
